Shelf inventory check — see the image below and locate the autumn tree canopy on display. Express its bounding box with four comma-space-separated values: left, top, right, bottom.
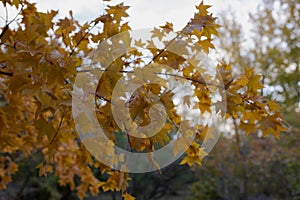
0, 0, 287, 199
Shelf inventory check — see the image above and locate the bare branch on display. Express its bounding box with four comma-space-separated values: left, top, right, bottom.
69, 22, 97, 56
0, 69, 13, 76
50, 113, 65, 145
0, 25, 9, 40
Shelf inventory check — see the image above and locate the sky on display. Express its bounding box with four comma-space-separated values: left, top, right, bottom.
30, 0, 261, 63
0, 0, 263, 68
32, 0, 262, 31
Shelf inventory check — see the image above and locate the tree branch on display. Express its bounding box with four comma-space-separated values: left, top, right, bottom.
155, 72, 223, 88
126, 131, 133, 152
0, 69, 13, 76
50, 113, 65, 145
0, 42, 16, 49
69, 23, 97, 56
0, 4, 23, 40
147, 20, 191, 65
0, 25, 9, 40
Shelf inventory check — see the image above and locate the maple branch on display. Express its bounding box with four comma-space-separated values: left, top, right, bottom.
7, 4, 24, 26
241, 97, 263, 111
155, 72, 223, 88
0, 25, 9, 40
50, 113, 65, 145
69, 22, 97, 56
0, 42, 16, 49
0, 4, 23, 40
118, 70, 223, 88
126, 132, 133, 152
147, 33, 181, 65
0, 15, 6, 22
225, 79, 234, 89
95, 94, 112, 104
79, 66, 223, 89
147, 20, 192, 65
5, 2, 8, 23
0, 69, 13, 76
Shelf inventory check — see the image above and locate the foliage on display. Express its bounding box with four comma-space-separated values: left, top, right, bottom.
0, 0, 287, 199
191, 123, 300, 200
190, 0, 299, 199
249, 0, 300, 111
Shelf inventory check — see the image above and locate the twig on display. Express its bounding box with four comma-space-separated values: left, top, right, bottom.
0, 69, 13, 76
155, 72, 223, 88
0, 4, 23, 40
225, 79, 234, 89
126, 131, 133, 152
7, 4, 24, 26
95, 94, 112, 104
242, 98, 262, 110
69, 23, 97, 56
146, 20, 191, 65
0, 42, 16, 49
0, 25, 9, 40
50, 113, 65, 145
5, 2, 8, 23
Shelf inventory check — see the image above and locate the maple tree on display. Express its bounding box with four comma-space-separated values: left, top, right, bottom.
0, 0, 287, 199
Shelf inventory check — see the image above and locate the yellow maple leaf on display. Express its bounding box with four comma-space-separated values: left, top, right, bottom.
160, 22, 173, 33
246, 68, 263, 93
268, 101, 281, 112
235, 75, 249, 86
151, 27, 165, 40
123, 193, 136, 200
196, 1, 211, 15
198, 39, 215, 53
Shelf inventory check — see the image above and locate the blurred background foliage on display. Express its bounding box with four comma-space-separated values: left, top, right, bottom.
0, 0, 299, 199
189, 0, 300, 199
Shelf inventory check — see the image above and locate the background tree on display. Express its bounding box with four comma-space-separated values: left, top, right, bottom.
191, 0, 300, 199
249, 0, 300, 112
